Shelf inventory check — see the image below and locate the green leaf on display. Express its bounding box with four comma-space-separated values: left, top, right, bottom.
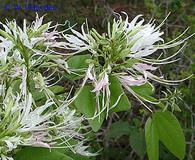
66, 54, 91, 80
57, 148, 96, 160
74, 85, 105, 132
129, 128, 146, 158
145, 117, 159, 160
131, 82, 154, 95
130, 83, 160, 104
15, 147, 73, 160
153, 111, 186, 159
107, 120, 131, 139
109, 76, 131, 112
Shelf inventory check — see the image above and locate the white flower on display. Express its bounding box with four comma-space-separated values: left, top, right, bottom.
19, 65, 27, 96
0, 84, 5, 96
63, 24, 96, 54
115, 13, 193, 86
28, 132, 51, 149
18, 93, 53, 132
122, 14, 163, 58
12, 49, 22, 61
82, 64, 96, 88
4, 137, 21, 152
129, 25, 163, 58
118, 75, 146, 86
0, 37, 14, 66
133, 63, 158, 79
92, 72, 109, 92
83, 65, 112, 118
10, 66, 22, 78
1, 155, 14, 160
74, 142, 98, 156
32, 14, 45, 31
0, 90, 88, 158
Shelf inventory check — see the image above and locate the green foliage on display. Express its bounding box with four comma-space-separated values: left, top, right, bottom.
15, 147, 95, 160
109, 75, 131, 112
107, 120, 130, 139
153, 111, 186, 159
129, 128, 146, 158
74, 85, 105, 132
1, 0, 194, 159
145, 117, 159, 160
66, 54, 91, 80
15, 147, 73, 160
130, 83, 159, 103
145, 111, 186, 160
74, 76, 131, 132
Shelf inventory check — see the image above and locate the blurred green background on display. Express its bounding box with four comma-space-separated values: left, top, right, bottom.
0, 0, 194, 159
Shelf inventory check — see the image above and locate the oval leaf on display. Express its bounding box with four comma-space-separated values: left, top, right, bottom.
66, 54, 90, 80
109, 75, 131, 112
74, 85, 105, 132
130, 83, 159, 103
145, 117, 159, 160
131, 82, 154, 95
153, 111, 186, 159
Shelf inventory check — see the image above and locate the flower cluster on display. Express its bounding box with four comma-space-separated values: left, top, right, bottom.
0, 15, 95, 159
0, 14, 70, 96
64, 12, 193, 115
0, 89, 84, 159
